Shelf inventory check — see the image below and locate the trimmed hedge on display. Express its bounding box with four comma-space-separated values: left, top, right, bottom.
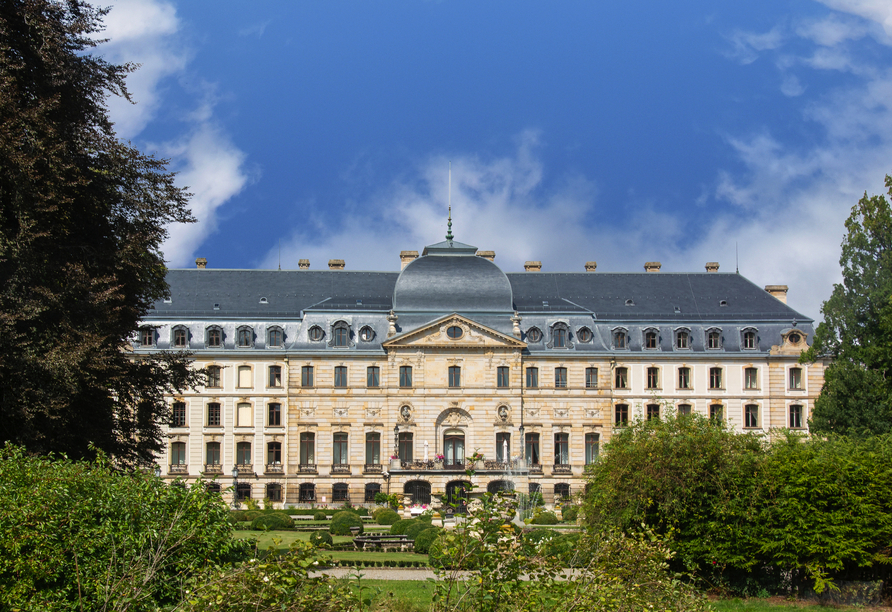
329, 510, 364, 535
376, 509, 401, 525
405, 521, 430, 540
413, 527, 441, 554
244, 510, 262, 522
390, 518, 417, 535
531, 511, 559, 525
313, 511, 327, 521
251, 512, 294, 530
309, 531, 333, 547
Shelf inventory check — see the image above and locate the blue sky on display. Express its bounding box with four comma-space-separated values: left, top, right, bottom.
98, 0, 892, 321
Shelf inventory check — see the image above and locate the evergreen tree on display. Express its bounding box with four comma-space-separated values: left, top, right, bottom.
802, 173, 892, 436
0, 0, 201, 466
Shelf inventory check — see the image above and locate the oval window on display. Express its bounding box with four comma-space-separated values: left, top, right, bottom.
789, 333, 801, 344
359, 326, 374, 342
527, 328, 542, 342
577, 328, 592, 343
308, 326, 324, 341
447, 326, 463, 339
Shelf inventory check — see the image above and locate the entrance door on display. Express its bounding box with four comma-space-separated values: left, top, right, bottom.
443, 429, 465, 469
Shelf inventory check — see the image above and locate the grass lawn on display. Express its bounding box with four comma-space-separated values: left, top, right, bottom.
240, 530, 354, 552
325, 551, 428, 564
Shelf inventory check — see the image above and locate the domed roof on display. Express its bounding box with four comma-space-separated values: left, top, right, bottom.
393, 241, 514, 313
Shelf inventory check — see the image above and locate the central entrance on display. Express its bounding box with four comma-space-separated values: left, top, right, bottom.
443, 429, 465, 469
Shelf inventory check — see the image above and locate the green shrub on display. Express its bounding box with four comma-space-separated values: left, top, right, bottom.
390, 518, 418, 535
250, 512, 294, 530
309, 531, 333, 547
313, 510, 327, 521
561, 505, 579, 522
531, 511, 559, 525
523, 528, 555, 548
229, 510, 248, 523
329, 510, 364, 535
244, 510, 262, 522
413, 527, 441, 554
405, 521, 430, 540
354, 507, 368, 516
376, 509, 401, 525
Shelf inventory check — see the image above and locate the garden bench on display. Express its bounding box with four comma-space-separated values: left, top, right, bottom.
352, 534, 412, 552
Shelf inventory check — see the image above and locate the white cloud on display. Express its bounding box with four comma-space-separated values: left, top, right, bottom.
781, 73, 806, 96
815, 0, 892, 38
725, 27, 785, 64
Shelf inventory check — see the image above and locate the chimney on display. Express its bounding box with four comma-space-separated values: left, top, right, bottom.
584, 261, 597, 272
328, 259, 345, 270
765, 285, 788, 304
644, 262, 661, 272
705, 262, 719, 273
195, 258, 207, 269
524, 261, 542, 272
298, 259, 310, 270
477, 250, 496, 262
399, 251, 418, 270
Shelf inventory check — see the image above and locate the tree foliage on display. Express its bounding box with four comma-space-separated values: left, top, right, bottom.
0, 0, 199, 465
802, 173, 892, 436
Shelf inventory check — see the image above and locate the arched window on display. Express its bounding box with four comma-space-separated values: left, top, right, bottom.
206, 326, 222, 348
205, 442, 220, 467
585, 433, 599, 464
267, 327, 284, 348
742, 329, 757, 350
237, 326, 254, 348
266, 483, 283, 502
554, 483, 571, 501
206, 482, 221, 494
707, 328, 723, 350
172, 326, 189, 348
236, 483, 252, 500
445, 480, 469, 514
329, 321, 351, 348
299, 483, 315, 502
332, 483, 349, 502
613, 329, 628, 349
644, 329, 658, 349
675, 329, 690, 349
443, 429, 465, 468
549, 323, 572, 349
139, 327, 155, 347
487, 480, 515, 494
404, 480, 431, 505
364, 482, 381, 502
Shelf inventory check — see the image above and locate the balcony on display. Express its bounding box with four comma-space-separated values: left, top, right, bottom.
330, 463, 351, 475
297, 463, 317, 474
235, 464, 253, 476
552, 464, 573, 475
529, 463, 543, 475
363, 463, 383, 474
203, 464, 223, 475
265, 463, 284, 475
169, 464, 188, 475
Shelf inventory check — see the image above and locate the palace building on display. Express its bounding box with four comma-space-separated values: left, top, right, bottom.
143, 233, 821, 508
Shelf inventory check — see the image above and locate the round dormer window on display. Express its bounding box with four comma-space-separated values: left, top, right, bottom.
359, 326, 375, 342
447, 326, 463, 339
789, 333, 801, 344
308, 326, 324, 341
527, 328, 542, 342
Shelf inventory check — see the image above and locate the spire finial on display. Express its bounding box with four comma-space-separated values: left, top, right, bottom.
446, 161, 453, 241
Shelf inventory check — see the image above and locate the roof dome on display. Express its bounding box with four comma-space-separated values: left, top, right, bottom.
393, 241, 514, 313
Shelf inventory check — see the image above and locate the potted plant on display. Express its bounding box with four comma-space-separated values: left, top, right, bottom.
434, 453, 445, 468
468, 450, 485, 470
389, 454, 401, 469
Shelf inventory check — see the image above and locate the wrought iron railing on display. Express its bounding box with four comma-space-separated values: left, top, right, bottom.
235, 464, 253, 476
169, 464, 188, 474
297, 463, 317, 474
331, 464, 351, 474
552, 464, 572, 474
203, 464, 223, 474
529, 463, 543, 474
363, 463, 383, 473
265, 463, 284, 474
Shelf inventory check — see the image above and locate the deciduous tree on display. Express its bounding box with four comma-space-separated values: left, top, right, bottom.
0, 0, 199, 465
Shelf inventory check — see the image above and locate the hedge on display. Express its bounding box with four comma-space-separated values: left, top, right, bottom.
531, 511, 559, 525
309, 531, 333, 547
313, 511, 328, 521
329, 510, 363, 535
389, 518, 418, 535
250, 512, 294, 530
413, 527, 441, 554
561, 505, 579, 523
376, 509, 401, 525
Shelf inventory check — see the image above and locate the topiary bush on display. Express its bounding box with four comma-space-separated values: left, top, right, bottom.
354, 507, 368, 517
405, 520, 430, 540
313, 510, 327, 521
413, 527, 441, 554
309, 530, 333, 547
531, 511, 559, 525
250, 512, 294, 530
376, 509, 400, 525
390, 518, 418, 535
244, 510, 262, 522
329, 510, 364, 535
561, 505, 579, 523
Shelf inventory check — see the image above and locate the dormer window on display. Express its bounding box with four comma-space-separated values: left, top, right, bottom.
172, 327, 188, 349
237, 326, 254, 348
329, 321, 352, 348
675, 329, 690, 350
613, 329, 628, 350
206, 326, 222, 348
577, 327, 592, 343
742, 329, 757, 350
526, 327, 542, 343
359, 326, 375, 342
644, 329, 658, 350
139, 327, 154, 347
268, 327, 284, 348
549, 322, 572, 349
707, 329, 722, 350
308, 326, 324, 342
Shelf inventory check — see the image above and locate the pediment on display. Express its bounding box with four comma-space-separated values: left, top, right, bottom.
382, 314, 526, 349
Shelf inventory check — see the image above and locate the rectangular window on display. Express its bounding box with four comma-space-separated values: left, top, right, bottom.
140, 328, 154, 346
677, 367, 691, 390
236, 441, 251, 465
399, 366, 413, 388
268, 328, 283, 347
709, 367, 723, 389
268, 402, 281, 426
554, 328, 567, 348
710, 404, 723, 421
677, 403, 692, 416
554, 367, 568, 388
743, 330, 757, 349
333, 433, 348, 465
237, 328, 252, 348
301, 365, 314, 387
299, 432, 315, 465
398, 432, 413, 462
615, 404, 629, 425
646, 367, 659, 389
554, 433, 569, 465
676, 330, 689, 349
615, 367, 628, 389
207, 328, 221, 347
207, 365, 221, 388
268, 365, 282, 387
525, 433, 540, 465
744, 404, 759, 428
267, 441, 282, 465
207, 402, 221, 427
585, 433, 600, 464
645, 331, 657, 349
708, 331, 722, 349
646, 404, 660, 420
171, 401, 186, 427
496, 432, 510, 462
789, 367, 802, 390
334, 366, 347, 388
448, 366, 461, 388
170, 442, 186, 465
365, 432, 380, 465
585, 367, 598, 389
366, 366, 380, 388
789, 404, 803, 428
174, 328, 187, 348
206, 442, 220, 466
745, 367, 759, 390
497, 366, 510, 388
236, 402, 252, 427
237, 365, 252, 388
526, 367, 539, 388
